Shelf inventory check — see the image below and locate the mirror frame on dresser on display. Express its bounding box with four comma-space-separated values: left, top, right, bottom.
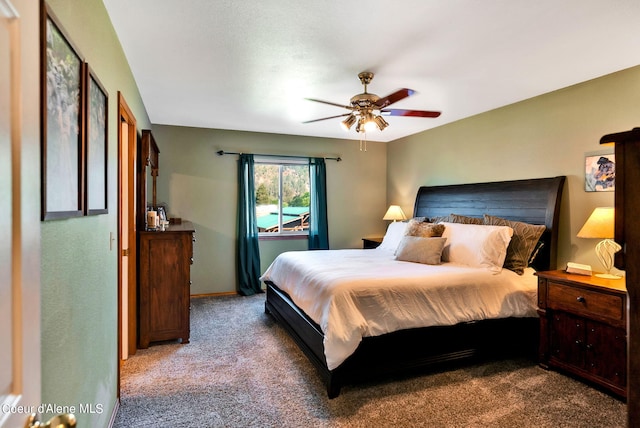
138, 129, 160, 229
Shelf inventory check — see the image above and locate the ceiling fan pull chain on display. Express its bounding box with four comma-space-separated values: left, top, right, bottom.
359, 133, 367, 152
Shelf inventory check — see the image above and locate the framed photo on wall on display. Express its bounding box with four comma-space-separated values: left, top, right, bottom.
85, 65, 108, 215
41, 6, 85, 220
584, 153, 615, 192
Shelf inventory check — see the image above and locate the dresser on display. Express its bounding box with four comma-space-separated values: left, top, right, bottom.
536, 270, 627, 397
138, 221, 195, 348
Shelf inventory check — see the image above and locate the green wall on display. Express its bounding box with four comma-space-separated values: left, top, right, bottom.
40, 0, 150, 426
150, 125, 388, 294
387, 65, 640, 274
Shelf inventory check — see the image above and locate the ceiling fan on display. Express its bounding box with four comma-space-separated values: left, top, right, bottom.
303, 71, 441, 133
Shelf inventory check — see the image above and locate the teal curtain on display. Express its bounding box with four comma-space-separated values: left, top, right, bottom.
237, 154, 262, 295
308, 157, 329, 250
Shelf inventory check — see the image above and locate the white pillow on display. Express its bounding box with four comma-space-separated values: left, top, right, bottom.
395, 236, 446, 265
377, 221, 408, 253
439, 222, 513, 272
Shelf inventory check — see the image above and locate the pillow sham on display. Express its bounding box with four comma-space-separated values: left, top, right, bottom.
405, 219, 445, 238
449, 213, 484, 225
395, 236, 446, 265
440, 222, 513, 272
483, 214, 546, 274
429, 213, 483, 225
377, 221, 408, 253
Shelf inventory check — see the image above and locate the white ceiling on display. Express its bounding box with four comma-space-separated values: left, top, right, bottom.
103, 0, 640, 143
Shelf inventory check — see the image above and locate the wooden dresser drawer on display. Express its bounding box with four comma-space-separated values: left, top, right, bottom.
547, 281, 624, 322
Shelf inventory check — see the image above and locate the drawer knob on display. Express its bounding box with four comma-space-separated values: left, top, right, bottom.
576, 296, 586, 303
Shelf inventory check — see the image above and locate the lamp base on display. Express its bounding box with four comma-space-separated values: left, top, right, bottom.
594, 239, 622, 280
595, 272, 622, 280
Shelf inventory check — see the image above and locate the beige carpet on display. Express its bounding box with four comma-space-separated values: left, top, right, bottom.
114, 294, 626, 427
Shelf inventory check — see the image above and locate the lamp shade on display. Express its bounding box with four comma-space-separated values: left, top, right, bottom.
383, 205, 407, 222
577, 207, 615, 239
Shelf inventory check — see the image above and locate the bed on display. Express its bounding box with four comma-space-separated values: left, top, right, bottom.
263, 176, 566, 398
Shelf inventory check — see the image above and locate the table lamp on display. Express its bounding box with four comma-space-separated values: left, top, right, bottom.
383, 205, 407, 222
577, 207, 622, 279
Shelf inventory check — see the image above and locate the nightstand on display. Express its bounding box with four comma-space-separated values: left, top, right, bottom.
362, 237, 383, 249
536, 270, 627, 398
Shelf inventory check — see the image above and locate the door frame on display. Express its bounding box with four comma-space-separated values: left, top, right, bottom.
0, 1, 41, 426
117, 92, 137, 393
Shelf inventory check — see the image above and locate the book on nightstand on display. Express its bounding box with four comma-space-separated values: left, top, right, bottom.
565, 262, 593, 276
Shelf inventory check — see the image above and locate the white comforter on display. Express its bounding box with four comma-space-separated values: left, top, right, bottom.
260, 248, 538, 370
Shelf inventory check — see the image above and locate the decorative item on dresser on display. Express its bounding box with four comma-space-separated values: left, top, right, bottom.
138, 221, 195, 348
536, 270, 627, 398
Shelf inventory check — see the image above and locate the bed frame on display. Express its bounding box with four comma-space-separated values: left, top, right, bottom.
265, 176, 566, 398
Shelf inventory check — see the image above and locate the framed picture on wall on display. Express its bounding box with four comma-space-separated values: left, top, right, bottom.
41, 6, 85, 220
84, 65, 108, 215
584, 153, 615, 192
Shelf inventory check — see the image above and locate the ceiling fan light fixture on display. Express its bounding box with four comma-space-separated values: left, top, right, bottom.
373, 115, 389, 131
340, 114, 357, 131
362, 112, 377, 132
303, 72, 441, 134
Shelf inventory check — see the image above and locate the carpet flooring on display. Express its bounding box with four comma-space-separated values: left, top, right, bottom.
114, 294, 626, 427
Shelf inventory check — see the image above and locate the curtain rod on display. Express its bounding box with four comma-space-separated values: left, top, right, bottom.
216, 150, 341, 162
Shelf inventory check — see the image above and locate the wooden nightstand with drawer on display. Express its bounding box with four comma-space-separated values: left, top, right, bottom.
536, 270, 627, 398
362, 237, 383, 249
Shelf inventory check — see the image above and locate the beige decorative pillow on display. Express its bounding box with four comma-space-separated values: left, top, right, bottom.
483, 214, 546, 275
395, 236, 446, 265
405, 219, 445, 238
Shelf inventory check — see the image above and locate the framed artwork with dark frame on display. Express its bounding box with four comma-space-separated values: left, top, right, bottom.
41, 5, 85, 220
84, 64, 108, 215
584, 153, 615, 192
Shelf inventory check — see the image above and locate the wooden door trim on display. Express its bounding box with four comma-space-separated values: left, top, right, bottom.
117, 92, 137, 396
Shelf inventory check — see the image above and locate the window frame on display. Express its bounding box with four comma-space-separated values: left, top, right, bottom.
254, 156, 310, 239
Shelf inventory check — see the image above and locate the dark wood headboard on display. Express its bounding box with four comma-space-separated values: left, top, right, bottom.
413, 176, 566, 271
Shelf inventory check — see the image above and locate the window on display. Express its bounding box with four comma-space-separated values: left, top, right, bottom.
254, 157, 310, 236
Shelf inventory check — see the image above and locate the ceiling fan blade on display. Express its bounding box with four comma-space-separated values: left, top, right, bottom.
375, 88, 415, 109
305, 98, 351, 109
302, 112, 352, 124
381, 109, 441, 118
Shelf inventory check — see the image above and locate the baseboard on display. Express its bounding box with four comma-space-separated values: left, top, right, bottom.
107, 399, 119, 428
190, 291, 239, 298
